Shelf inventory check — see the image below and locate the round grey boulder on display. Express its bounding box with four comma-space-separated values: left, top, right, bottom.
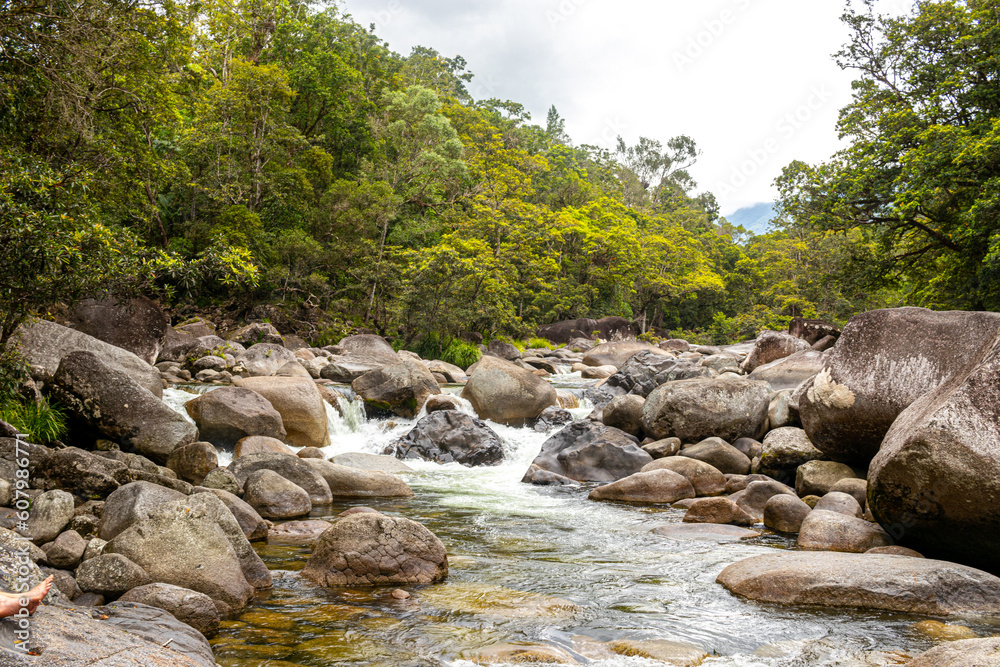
243, 470, 312, 520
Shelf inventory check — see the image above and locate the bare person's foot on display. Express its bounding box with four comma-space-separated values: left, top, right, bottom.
0, 576, 53, 618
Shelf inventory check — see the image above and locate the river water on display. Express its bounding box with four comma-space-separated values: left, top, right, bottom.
161, 379, 995, 667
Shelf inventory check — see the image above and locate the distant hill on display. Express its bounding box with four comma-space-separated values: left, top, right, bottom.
726, 202, 776, 235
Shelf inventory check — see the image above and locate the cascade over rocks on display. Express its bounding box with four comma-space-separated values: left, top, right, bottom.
798, 307, 1000, 463
66, 296, 169, 366
525, 421, 651, 483
233, 376, 330, 449
302, 512, 448, 586
461, 355, 558, 425
352, 360, 441, 418
50, 351, 197, 463
389, 411, 505, 466
717, 551, 1000, 615
869, 334, 1000, 571
16, 319, 163, 397
641, 376, 770, 443
184, 386, 286, 449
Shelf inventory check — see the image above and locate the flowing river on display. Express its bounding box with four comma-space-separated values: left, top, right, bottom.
161, 379, 998, 667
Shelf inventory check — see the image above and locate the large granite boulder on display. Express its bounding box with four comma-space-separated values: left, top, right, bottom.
319, 335, 401, 382
583, 341, 671, 369
76, 553, 151, 597
99, 481, 187, 541
461, 355, 558, 425
588, 470, 696, 504
66, 296, 169, 366
747, 350, 825, 392
525, 421, 651, 483
717, 551, 1000, 615
233, 376, 329, 448
106, 493, 271, 612
50, 351, 197, 463
869, 334, 1000, 571
183, 386, 285, 449
31, 446, 131, 500
301, 459, 414, 498
796, 510, 892, 553
228, 453, 332, 504
243, 469, 311, 519
195, 488, 268, 541
798, 307, 1000, 463
641, 457, 727, 497
389, 411, 504, 466
0, 603, 216, 666
352, 360, 441, 418
485, 339, 521, 361
302, 512, 448, 586
602, 394, 646, 437
641, 377, 770, 443
906, 637, 1000, 667
741, 330, 811, 373
237, 343, 298, 377
15, 319, 162, 397
118, 582, 221, 637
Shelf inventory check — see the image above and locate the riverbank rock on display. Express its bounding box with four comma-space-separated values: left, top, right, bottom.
588, 470, 695, 504
352, 360, 440, 418
641, 457, 727, 497
229, 453, 333, 504
764, 495, 812, 533
76, 553, 151, 597
869, 335, 1000, 572
601, 350, 711, 400
717, 551, 1000, 615
583, 341, 670, 369
331, 452, 414, 474
319, 335, 400, 382
526, 421, 651, 483
50, 351, 197, 463
795, 460, 857, 497
461, 355, 558, 425
796, 510, 891, 552
196, 488, 268, 541
243, 469, 312, 519
31, 446, 131, 500
798, 307, 1000, 464
906, 637, 1000, 666
683, 497, 755, 526
106, 493, 271, 611
389, 411, 504, 466
641, 377, 770, 443
67, 296, 169, 366
748, 350, 825, 392
233, 376, 329, 448
602, 394, 645, 437
119, 582, 220, 637
16, 319, 163, 397
680, 438, 751, 475
302, 512, 448, 586
302, 459, 414, 498
756, 427, 825, 481
165, 441, 218, 485
742, 330, 811, 373
100, 481, 187, 541
234, 435, 294, 458
27, 490, 74, 544
183, 387, 285, 448
237, 343, 297, 377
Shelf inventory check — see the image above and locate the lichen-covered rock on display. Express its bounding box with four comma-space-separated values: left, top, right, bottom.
302, 512, 447, 586
26, 490, 75, 545
602, 394, 646, 437
757, 427, 825, 480
99, 481, 187, 541
641, 377, 770, 443
76, 553, 151, 597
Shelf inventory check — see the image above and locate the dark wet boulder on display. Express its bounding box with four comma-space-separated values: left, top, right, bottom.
588, 470, 695, 504
302, 512, 448, 586
525, 421, 651, 483
641, 377, 770, 443
352, 360, 441, 418
536, 317, 636, 345
50, 351, 198, 463
602, 350, 711, 400
869, 336, 1000, 572
16, 318, 163, 397
533, 405, 573, 432
717, 551, 1000, 615
66, 296, 169, 366
461, 355, 557, 425
183, 387, 285, 449
521, 464, 580, 487
389, 411, 504, 466
798, 307, 1000, 464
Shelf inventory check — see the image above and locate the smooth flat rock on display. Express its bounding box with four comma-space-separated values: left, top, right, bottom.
653, 524, 760, 542
717, 551, 1000, 615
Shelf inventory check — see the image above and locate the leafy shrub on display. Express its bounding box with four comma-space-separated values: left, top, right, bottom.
0, 398, 67, 444
526, 337, 556, 350
441, 339, 481, 369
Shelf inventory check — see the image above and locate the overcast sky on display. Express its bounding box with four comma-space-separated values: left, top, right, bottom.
339, 0, 909, 215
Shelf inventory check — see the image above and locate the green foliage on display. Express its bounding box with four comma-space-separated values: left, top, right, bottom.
526, 337, 556, 350
0, 399, 67, 445
441, 339, 482, 369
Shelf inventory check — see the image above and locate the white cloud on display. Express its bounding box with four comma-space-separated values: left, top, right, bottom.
341, 0, 906, 215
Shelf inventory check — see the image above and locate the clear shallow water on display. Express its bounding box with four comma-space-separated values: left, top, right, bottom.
162, 384, 998, 666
